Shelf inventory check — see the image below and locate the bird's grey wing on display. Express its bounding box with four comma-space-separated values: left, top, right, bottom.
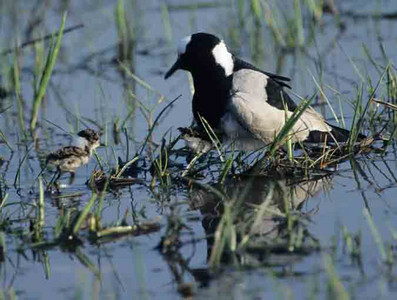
233, 58, 297, 111
263, 78, 331, 137
224, 69, 287, 143
233, 57, 291, 88
225, 69, 330, 143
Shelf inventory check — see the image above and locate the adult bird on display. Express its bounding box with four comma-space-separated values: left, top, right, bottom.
165, 32, 357, 149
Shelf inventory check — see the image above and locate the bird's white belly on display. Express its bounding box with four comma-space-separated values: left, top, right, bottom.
221, 112, 252, 139
221, 99, 286, 142
220, 112, 267, 150
59, 156, 89, 172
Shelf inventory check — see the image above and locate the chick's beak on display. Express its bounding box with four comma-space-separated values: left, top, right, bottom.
164, 58, 181, 79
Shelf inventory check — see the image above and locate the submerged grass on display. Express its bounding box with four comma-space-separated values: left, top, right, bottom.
191, 175, 323, 268
115, 0, 134, 65
363, 208, 391, 264
12, 52, 27, 139
324, 254, 350, 300
73, 193, 97, 235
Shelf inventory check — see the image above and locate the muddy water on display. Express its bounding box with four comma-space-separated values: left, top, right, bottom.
1, 0, 397, 299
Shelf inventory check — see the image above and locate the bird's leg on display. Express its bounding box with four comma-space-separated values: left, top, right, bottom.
69, 171, 76, 185
54, 169, 62, 182
47, 168, 62, 192
46, 169, 60, 193
54, 170, 62, 193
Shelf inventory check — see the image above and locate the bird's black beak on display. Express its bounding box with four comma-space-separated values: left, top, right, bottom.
164, 58, 181, 79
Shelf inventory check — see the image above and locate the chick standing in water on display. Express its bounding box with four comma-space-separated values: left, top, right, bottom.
46, 129, 100, 186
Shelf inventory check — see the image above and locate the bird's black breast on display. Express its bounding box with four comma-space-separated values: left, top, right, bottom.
192, 76, 231, 129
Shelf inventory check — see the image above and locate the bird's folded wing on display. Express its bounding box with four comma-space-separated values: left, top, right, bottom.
233, 57, 291, 88
227, 69, 331, 143
228, 91, 285, 142
47, 146, 88, 162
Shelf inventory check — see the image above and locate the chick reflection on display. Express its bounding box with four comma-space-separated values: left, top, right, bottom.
189, 174, 332, 264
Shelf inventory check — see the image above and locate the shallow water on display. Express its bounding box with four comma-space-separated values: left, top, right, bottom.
1, 0, 397, 299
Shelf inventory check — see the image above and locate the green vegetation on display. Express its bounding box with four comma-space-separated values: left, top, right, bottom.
0, 0, 397, 298
30, 13, 67, 132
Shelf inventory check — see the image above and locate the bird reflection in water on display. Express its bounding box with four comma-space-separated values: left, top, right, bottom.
157, 169, 333, 292
187, 173, 332, 284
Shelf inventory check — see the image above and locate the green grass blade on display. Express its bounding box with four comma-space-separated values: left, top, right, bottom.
0, 129, 13, 151
73, 193, 98, 235
38, 177, 45, 227
269, 95, 314, 155
324, 254, 350, 300
30, 12, 67, 131
363, 208, 387, 262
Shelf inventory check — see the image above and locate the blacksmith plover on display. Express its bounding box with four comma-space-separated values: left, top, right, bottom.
165, 32, 359, 148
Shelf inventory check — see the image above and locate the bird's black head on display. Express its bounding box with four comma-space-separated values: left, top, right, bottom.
76, 129, 100, 150
164, 32, 234, 79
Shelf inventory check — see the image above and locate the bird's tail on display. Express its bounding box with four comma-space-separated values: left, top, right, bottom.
330, 124, 367, 142
307, 124, 366, 143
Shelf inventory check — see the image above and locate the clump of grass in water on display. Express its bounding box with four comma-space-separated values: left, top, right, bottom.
27, 182, 160, 252
206, 178, 320, 268
245, 0, 324, 49
89, 95, 180, 190
345, 65, 392, 152
341, 226, 362, 267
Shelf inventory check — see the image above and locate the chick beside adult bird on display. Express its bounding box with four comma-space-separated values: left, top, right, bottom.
165, 32, 360, 150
